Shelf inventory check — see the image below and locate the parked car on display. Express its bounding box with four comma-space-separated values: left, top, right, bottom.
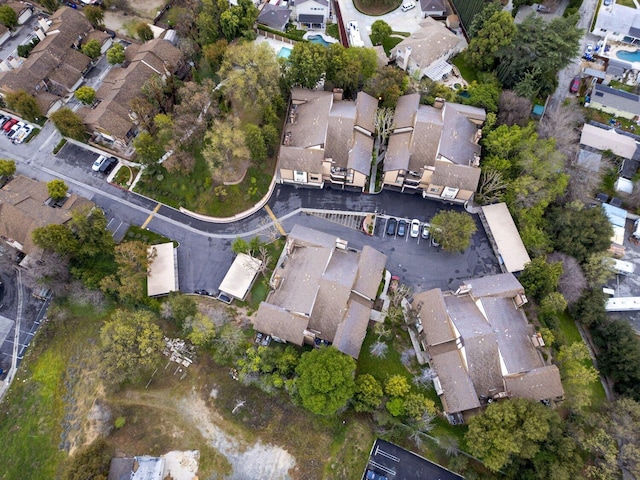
7, 122, 24, 139
2, 118, 16, 132
195, 289, 210, 296
0, 115, 8, 127
386, 217, 397, 236
410, 219, 420, 238
99, 156, 117, 174
401, 2, 415, 11
585, 44, 594, 57
421, 223, 430, 239
570, 76, 581, 93
397, 219, 407, 237
535, 4, 550, 12
91, 155, 107, 172
13, 124, 33, 144
255, 332, 263, 344
260, 334, 272, 346
604, 0, 612, 5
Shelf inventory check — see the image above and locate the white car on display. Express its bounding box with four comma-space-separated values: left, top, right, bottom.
12, 124, 33, 144
401, 2, 416, 11
410, 219, 420, 238
7, 121, 24, 139
92, 155, 107, 172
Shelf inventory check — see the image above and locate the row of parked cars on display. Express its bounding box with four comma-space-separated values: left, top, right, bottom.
0, 115, 34, 144
386, 218, 429, 239
91, 154, 118, 174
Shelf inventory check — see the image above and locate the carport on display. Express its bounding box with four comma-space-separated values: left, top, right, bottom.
480, 203, 531, 273
218, 253, 263, 302
147, 243, 178, 297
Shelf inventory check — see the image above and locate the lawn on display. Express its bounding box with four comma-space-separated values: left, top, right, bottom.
451, 53, 479, 84
326, 23, 339, 39
382, 36, 404, 55
123, 225, 174, 246
112, 165, 139, 189
135, 150, 275, 218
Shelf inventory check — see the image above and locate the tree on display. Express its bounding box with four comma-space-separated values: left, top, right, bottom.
545, 201, 612, 264
47, 179, 68, 201
557, 342, 599, 411
5, 90, 41, 122
231, 237, 249, 254
547, 252, 587, 305
243, 124, 267, 163
100, 241, 151, 303
325, 44, 378, 96
39, 0, 59, 13
353, 374, 383, 412
404, 393, 435, 421
519, 256, 563, 302
100, 309, 164, 388
203, 39, 228, 70
459, 76, 501, 113
203, 117, 250, 184
81, 39, 102, 59
540, 291, 567, 316
286, 42, 328, 89
62, 438, 111, 480
0, 158, 16, 177
385, 375, 410, 397
570, 288, 608, 327
583, 252, 616, 288
467, 11, 516, 70
465, 398, 560, 472
370, 20, 392, 45
430, 211, 477, 252
106, 43, 125, 65
197, 0, 227, 45
83, 5, 104, 27
184, 312, 216, 347
32, 223, 78, 255
136, 22, 154, 41
133, 131, 164, 164
294, 347, 356, 415
497, 90, 533, 127
0, 6, 18, 28
160, 292, 198, 328
468, 0, 502, 38
364, 67, 407, 109
220, 42, 282, 123
50, 108, 86, 140
75, 86, 96, 105
211, 323, 247, 364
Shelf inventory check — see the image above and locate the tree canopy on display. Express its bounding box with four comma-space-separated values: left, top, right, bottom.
50, 108, 86, 141
0, 158, 16, 177
81, 39, 102, 59
100, 241, 152, 304
430, 211, 477, 252
325, 44, 378, 97
0, 5, 18, 28
47, 179, 68, 201
75, 86, 96, 105
5, 90, 42, 122
106, 43, 125, 65
294, 347, 356, 416
370, 20, 392, 46
285, 42, 327, 89
467, 11, 516, 70
519, 256, 563, 302
203, 116, 250, 184
83, 5, 104, 27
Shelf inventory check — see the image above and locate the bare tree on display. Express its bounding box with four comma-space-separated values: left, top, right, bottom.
389, 283, 411, 308
497, 90, 533, 127
400, 348, 416, 366
256, 246, 272, 279
548, 252, 587, 305
374, 107, 394, 158
437, 435, 460, 457
537, 103, 585, 159
413, 368, 437, 389
21, 251, 70, 295
476, 169, 507, 204
258, 217, 281, 243
373, 322, 391, 340
370, 341, 388, 358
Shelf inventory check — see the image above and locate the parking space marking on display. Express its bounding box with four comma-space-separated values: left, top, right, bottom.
112, 221, 124, 238
141, 203, 161, 229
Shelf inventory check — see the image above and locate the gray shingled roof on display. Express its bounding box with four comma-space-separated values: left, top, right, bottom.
278, 147, 324, 175
504, 365, 564, 400
431, 349, 482, 413
413, 289, 455, 346
253, 302, 308, 345
438, 103, 483, 165
355, 91, 378, 133
430, 161, 481, 191
333, 298, 373, 359
288, 89, 333, 148
353, 246, 387, 299
592, 83, 640, 116
257, 4, 291, 31
349, 131, 374, 175
384, 131, 412, 172
420, 0, 446, 13
466, 273, 524, 298
326, 101, 356, 169
393, 94, 420, 129
409, 105, 443, 171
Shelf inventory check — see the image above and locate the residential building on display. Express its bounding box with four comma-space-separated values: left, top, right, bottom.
78, 38, 184, 149
412, 273, 564, 421
365, 439, 464, 480
418, 0, 447, 18
257, 4, 291, 32
0, 175, 93, 265
278, 88, 378, 191
592, 3, 640, 42
587, 83, 640, 120
294, 0, 330, 29
0, 7, 95, 114
1, 1, 34, 25
390, 17, 466, 81
580, 123, 639, 159
253, 225, 387, 359
479, 203, 531, 274
383, 93, 485, 203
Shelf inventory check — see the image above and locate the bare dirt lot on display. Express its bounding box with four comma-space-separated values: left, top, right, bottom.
103, 0, 166, 36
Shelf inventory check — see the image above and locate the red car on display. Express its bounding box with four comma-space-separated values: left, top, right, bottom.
2, 118, 16, 132
570, 76, 581, 94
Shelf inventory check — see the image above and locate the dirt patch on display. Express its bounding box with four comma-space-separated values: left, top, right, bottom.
103, 0, 165, 36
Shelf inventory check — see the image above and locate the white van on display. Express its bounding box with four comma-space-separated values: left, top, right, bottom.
401, 2, 416, 11
633, 218, 640, 239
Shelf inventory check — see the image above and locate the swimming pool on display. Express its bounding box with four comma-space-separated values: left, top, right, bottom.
278, 47, 292, 58
307, 34, 332, 47
616, 49, 640, 62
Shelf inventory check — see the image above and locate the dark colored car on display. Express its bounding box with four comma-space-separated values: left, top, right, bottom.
569, 76, 581, 94
386, 217, 397, 236
195, 289, 209, 296
99, 156, 118, 174
397, 219, 407, 237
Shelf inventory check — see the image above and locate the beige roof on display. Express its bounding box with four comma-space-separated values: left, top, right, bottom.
431, 349, 481, 413
218, 253, 262, 301
253, 303, 307, 345
439, 103, 484, 165
354, 91, 378, 133
409, 105, 443, 171
431, 161, 481, 191
393, 93, 420, 129
579, 123, 638, 159
480, 203, 531, 273
390, 18, 465, 71
413, 289, 455, 346
287, 88, 333, 148
253, 225, 386, 358
504, 365, 564, 401
146, 243, 177, 297
466, 272, 525, 298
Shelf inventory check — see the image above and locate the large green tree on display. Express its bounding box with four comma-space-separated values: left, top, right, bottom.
83, 5, 104, 27
75, 86, 96, 105
364, 66, 407, 108
203, 116, 250, 183
47, 179, 68, 201
136, 22, 154, 41
0, 158, 16, 177
468, 1, 502, 38
353, 374, 383, 412
370, 20, 392, 46
545, 201, 613, 264
5, 90, 42, 122
294, 347, 356, 416
50, 108, 86, 140
557, 342, 599, 411
467, 11, 516, 70
519, 256, 563, 302
0, 6, 18, 28
100, 309, 164, 388
100, 241, 151, 303
133, 131, 164, 165
286, 42, 328, 89
325, 44, 378, 96
465, 398, 561, 472
106, 43, 125, 65
81, 39, 102, 59
430, 211, 477, 252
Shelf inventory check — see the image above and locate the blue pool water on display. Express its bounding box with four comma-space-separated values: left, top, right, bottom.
616, 49, 640, 62
278, 47, 292, 58
307, 34, 332, 47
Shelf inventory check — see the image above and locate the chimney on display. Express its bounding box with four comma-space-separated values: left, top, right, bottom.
333, 88, 343, 101
433, 97, 445, 109
401, 46, 412, 71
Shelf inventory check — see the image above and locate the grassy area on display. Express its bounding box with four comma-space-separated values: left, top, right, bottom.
451, 53, 479, 84
112, 165, 139, 188
326, 23, 339, 39
123, 225, 174, 246
25, 127, 40, 144
609, 80, 636, 93
53, 138, 67, 154
382, 36, 403, 55
135, 150, 275, 217
617, 0, 636, 7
